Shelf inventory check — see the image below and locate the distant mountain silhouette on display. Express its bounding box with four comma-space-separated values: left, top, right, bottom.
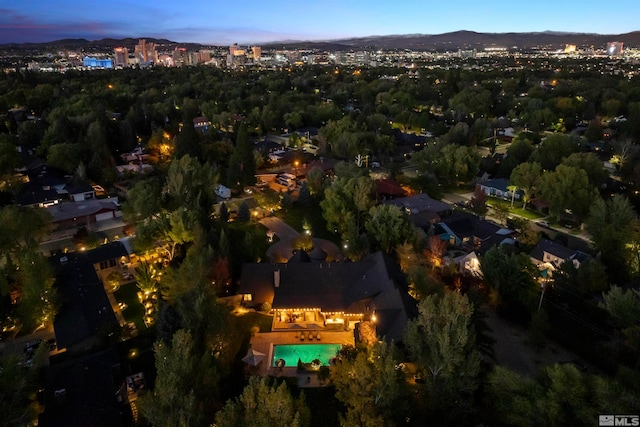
1, 31, 639, 51
0, 37, 180, 51
305, 30, 640, 50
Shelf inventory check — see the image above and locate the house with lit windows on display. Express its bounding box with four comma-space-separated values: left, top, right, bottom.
529, 238, 591, 278
238, 251, 417, 345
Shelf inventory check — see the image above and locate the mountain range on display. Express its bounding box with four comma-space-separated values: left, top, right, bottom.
2, 30, 639, 52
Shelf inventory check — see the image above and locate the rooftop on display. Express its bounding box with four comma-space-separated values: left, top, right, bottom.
52, 253, 118, 349
384, 193, 451, 215
45, 199, 119, 223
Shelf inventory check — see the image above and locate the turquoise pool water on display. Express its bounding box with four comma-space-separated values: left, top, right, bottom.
272, 343, 342, 367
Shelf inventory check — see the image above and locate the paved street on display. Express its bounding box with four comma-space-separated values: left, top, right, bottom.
441, 191, 592, 246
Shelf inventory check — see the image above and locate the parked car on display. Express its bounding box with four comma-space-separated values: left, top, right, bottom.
535, 220, 550, 228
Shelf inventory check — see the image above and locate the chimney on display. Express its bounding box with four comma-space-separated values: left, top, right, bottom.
274, 269, 280, 288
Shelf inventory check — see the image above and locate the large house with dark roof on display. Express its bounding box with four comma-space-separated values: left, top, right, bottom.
238, 251, 416, 343
53, 252, 119, 350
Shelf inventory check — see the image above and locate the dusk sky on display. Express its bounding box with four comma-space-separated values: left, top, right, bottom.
2, 0, 639, 45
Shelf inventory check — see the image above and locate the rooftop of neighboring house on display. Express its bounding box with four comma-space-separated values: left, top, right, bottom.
529, 238, 578, 263
45, 199, 119, 223
375, 178, 407, 199
384, 193, 451, 215
52, 253, 118, 350
82, 241, 129, 265
40, 348, 124, 427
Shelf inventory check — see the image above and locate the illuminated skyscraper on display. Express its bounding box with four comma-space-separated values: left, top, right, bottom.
606, 41, 624, 56
113, 47, 128, 66
135, 39, 158, 64
251, 46, 261, 60
173, 47, 186, 66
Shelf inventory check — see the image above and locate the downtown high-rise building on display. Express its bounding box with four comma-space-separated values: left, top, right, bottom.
251, 46, 261, 61
113, 47, 129, 66
606, 41, 624, 56
135, 39, 158, 64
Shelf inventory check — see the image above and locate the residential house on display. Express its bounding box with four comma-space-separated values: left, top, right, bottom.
477, 178, 522, 201
52, 252, 119, 350
83, 241, 130, 272
45, 199, 120, 231
450, 251, 482, 276
40, 349, 126, 427
193, 116, 211, 133
375, 178, 407, 201
384, 193, 452, 230
16, 164, 65, 207
529, 238, 591, 277
437, 211, 515, 253
238, 251, 416, 344
64, 182, 95, 202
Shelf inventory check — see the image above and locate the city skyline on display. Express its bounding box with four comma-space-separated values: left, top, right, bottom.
2, 0, 640, 46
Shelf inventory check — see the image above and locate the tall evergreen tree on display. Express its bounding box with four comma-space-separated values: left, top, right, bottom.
227, 125, 256, 188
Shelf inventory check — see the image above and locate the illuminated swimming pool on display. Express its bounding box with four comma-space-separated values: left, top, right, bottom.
272, 343, 342, 367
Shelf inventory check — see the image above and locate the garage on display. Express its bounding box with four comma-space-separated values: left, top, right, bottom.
95, 211, 115, 222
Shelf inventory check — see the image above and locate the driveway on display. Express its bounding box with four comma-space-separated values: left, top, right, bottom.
259, 217, 300, 241
259, 217, 342, 262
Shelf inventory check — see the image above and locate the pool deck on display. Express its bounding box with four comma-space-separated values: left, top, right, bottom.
248, 330, 355, 380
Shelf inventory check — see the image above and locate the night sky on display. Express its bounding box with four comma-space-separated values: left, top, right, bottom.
2, 0, 639, 45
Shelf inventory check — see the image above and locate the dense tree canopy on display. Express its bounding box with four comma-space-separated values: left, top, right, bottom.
331, 342, 408, 427
215, 377, 309, 427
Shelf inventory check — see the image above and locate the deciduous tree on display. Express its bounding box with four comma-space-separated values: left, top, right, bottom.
331, 342, 407, 427
214, 377, 309, 427
364, 204, 413, 254
586, 195, 636, 283
510, 162, 542, 209
481, 246, 540, 312
530, 133, 579, 171
404, 291, 481, 422
138, 330, 218, 427
538, 165, 597, 222
469, 185, 488, 216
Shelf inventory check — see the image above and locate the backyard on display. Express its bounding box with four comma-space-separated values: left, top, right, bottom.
114, 282, 145, 331
276, 200, 338, 243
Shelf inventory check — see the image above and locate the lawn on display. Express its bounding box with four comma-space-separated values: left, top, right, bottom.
510, 206, 544, 220
114, 283, 145, 331
276, 200, 340, 244
228, 221, 272, 260
234, 311, 273, 333
487, 198, 544, 220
